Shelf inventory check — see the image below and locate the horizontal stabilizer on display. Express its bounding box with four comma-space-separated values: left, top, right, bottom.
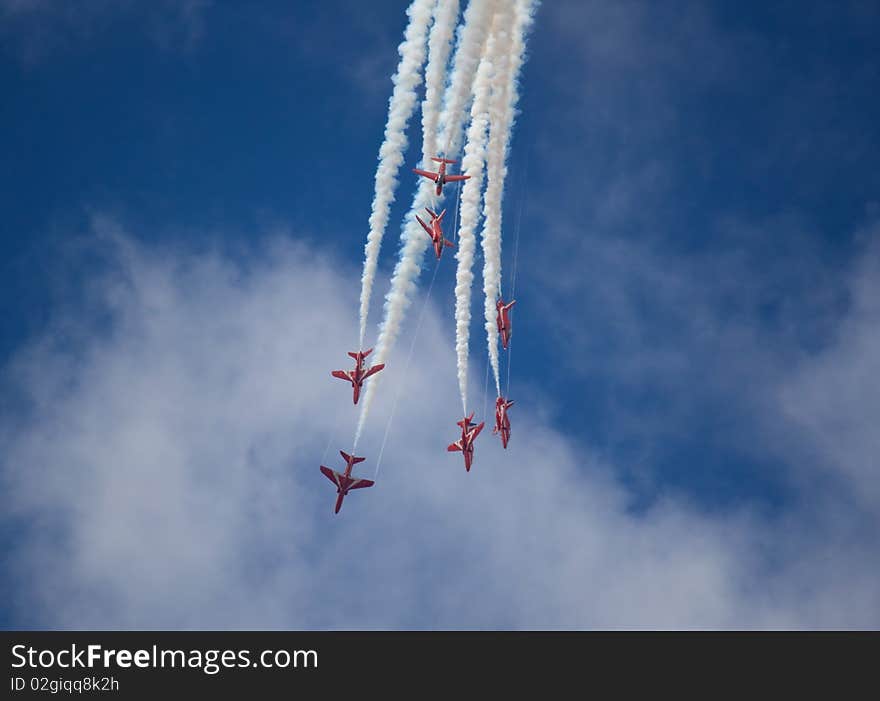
457, 412, 475, 429
340, 450, 366, 465
432, 157, 458, 164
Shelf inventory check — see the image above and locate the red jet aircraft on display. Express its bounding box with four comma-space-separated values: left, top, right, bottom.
493, 396, 515, 449
447, 412, 485, 472
320, 450, 374, 514
412, 156, 470, 196
331, 348, 385, 404
496, 298, 516, 349
416, 207, 455, 260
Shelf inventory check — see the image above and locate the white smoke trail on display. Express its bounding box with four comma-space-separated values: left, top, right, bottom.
420, 0, 460, 169
357, 0, 435, 350
481, 0, 537, 395
354, 0, 498, 447
453, 12, 507, 415
437, 0, 498, 158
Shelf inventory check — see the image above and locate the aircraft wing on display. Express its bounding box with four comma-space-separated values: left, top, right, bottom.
444, 174, 470, 182
412, 168, 438, 180
349, 478, 375, 490
469, 422, 485, 440
320, 466, 342, 488
447, 441, 463, 452
363, 363, 385, 380
331, 370, 351, 382
415, 215, 433, 236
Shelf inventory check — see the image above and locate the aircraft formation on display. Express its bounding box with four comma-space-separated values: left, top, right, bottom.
322, 153, 518, 511
319, 0, 536, 513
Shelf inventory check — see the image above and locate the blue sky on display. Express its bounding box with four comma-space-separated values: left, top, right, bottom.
1, 0, 879, 629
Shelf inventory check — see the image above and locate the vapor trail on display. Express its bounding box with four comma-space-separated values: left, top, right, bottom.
355, 0, 498, 447
453, 11, 508, 415
357, 0, 435, 350
481, 0, 537, 395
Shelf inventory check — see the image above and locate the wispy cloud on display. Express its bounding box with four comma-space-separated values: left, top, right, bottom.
0, 0, 211, 65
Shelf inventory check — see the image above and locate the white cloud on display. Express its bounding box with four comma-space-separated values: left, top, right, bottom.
780, 235, 880, 511
1, 220, 878, 629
